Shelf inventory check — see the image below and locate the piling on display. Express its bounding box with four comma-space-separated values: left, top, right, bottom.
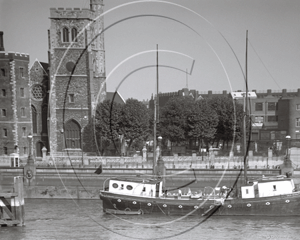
0, 176, 25, 227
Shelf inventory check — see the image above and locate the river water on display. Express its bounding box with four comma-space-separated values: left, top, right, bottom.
1, 199, 300, 240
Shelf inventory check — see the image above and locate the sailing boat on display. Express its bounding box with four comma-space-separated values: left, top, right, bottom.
99, 39, 300, 216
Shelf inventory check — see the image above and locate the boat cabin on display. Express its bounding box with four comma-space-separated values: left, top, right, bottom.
107, 177, 163, 198
241, 176, 295, 199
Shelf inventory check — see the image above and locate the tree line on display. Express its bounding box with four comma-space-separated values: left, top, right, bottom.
93, 95, 244, 155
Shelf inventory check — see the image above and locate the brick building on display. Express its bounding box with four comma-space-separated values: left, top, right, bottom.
0, 31, 31, 160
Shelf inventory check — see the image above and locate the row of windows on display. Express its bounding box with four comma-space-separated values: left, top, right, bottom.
255, 102, 300, 111
0, 67, 25, 78
254, 116, 300, 126
255, 102, 276, 111
2, 146, 28, 155
3, 127, 27, 137
254, 116, 278, 123
1, 107, 27, 117
1, 88, 25, 97
62, 27, 78, 43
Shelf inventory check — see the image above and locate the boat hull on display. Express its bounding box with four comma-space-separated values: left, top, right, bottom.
100, 191, 300, 216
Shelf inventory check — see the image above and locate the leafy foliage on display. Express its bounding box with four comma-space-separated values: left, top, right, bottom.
120, 98, 150, 152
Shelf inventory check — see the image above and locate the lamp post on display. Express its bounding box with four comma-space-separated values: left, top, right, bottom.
286, 135, 291, 159
27, 133, 34, 165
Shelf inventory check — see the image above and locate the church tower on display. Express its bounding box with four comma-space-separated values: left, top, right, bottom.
48, 0, 106, 154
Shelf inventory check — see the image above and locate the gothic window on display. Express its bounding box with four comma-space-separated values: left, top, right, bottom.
71, 28, 78, 42
31, 84, 45, 100
42, 105, 48, 133
1, 68, 5, 76
32, 105, 37, 133
63, 27, 69, 42
65, 120, 81, 149
36, 142, 43, 157
23, 147, 27, 155
4, 147, 8, 155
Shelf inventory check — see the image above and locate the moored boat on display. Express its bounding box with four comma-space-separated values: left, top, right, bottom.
99, 174, 300, 216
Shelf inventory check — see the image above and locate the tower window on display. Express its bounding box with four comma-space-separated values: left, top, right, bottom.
2, 89, 6, 97
71, 28, 78, 42
20, 67, 24, 78
1, 109, 6, 117
23, 147, 27, 155
3, 128, 7, 137
21, 107, 25, 117
4, 147, 8, 155
1, 68, 5, 76
63, 27, 69, 42
20, 88, 24, 97
22, 127, 26, 137
69, 94, 74, 103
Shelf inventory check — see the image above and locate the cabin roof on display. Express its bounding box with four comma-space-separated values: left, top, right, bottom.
257, 178, 292, 183
110, 177, 161, 184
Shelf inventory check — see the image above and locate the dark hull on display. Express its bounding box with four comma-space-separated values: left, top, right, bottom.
100, 191, 300, 216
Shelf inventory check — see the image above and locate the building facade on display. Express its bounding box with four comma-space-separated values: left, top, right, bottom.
48, 0, 106, 153
0, 32, 31, 160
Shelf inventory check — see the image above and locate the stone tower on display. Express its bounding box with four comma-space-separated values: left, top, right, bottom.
48, 0, 106, 154
0, 31, 31, 160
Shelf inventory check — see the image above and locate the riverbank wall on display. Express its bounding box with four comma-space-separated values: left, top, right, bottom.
2, 166, 298, 199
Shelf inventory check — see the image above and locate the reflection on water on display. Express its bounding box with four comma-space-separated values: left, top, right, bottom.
0, 199, 299, 240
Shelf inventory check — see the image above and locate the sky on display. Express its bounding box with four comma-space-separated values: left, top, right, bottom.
0, 0, 299, 101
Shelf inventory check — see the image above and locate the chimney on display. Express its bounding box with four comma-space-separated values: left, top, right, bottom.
0, 31, 4, 51
267, 89, 271, 95
282, 89, 287, 97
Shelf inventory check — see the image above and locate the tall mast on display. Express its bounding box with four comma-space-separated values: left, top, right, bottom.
153, 45, 159, 173
244, 30, 249, 184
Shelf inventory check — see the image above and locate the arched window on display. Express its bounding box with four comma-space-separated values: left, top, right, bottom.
71, 28, 78, 42
42, 105, 48, 133
62, 27, 69, 42
31, 105, 37, 133
65, 120, 81, 149
36, 142, 43, 157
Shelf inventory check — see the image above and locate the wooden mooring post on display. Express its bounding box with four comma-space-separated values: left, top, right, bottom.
0, 176, 25, 227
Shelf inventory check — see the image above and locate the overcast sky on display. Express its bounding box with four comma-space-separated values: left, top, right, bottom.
1, 0, 299, 101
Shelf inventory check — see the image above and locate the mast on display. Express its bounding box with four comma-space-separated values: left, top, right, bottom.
244, 30, 248, 184
153, 44, 159, 173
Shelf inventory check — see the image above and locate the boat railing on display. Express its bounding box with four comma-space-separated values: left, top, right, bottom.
102, 177, 111, 191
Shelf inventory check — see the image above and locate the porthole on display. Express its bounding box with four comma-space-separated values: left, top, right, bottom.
112, 183, 118, 188
194, 206, 199, 209
133, 201, 137, 205
126, 185, 133, 190
285, 200, 290, 203
163, 204, 167, 208
147, 203, 151, 206
228, 205, 232, 208
247, 203, 251, 207
117, 199, 121, 202
266, 202, 270, 205
178, 205, 183, 208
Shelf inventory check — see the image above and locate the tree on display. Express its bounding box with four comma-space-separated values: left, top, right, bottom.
119, 98, 150, 154
187, 99, 218, 146
94, 99, 122, 155
159, 96, 195, 145
207, 96, 243, 148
